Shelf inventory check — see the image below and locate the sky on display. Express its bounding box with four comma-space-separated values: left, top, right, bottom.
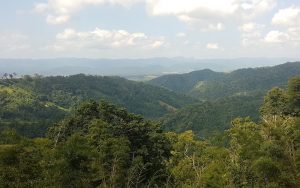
0, 0, 300, 59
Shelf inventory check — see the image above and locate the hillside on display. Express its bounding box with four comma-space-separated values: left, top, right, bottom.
148, 69, 224, 93
0, 84, 67, 137
1, 77, 299, 187
0, 75, 196, 136
149, 62, 300, 100
2, 62, 299, 137
191, 62, 300, 100
161, 93, 264, 137
155, 62, 300, 137
15, 74, 196, 118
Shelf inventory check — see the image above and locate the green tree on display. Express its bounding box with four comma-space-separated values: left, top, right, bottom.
288, 76, 300, 115
48, 100, 171, 187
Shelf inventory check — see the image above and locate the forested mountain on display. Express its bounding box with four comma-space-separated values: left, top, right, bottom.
151, 62, 300, 136
15, 74, 195, 118
161, 93, 264, 137
191, 62, 300, 100
2, 62, 299, 138
150, 62, 300, 100
0, 84, 67, 137
0, 77, 299, 187
148, 69, 224, 93
0, 75, 195, 137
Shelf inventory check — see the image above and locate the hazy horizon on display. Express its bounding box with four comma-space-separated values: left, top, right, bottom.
1, 57, 299, 80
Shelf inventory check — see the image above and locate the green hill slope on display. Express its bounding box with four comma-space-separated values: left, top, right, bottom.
16, 74, 195, 118
148, 69, 224, 93
161, 93, 264, 137
151, 62, 300, 137
191, 62, 300, 100
149, 62, 300, 100
0, 75, 196, 137
0, 84, 67, 137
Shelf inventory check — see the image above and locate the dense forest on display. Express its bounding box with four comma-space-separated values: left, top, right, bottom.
0, 76, 299, 187
161, 93, 264, 137
0, 62, 300, 187
0, 74, 194, 137
1, 62, 299, 138
152, 62, 300, 136
149, 62, 300, 100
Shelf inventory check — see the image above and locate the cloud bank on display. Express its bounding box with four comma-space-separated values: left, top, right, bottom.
50, 28, 165, 51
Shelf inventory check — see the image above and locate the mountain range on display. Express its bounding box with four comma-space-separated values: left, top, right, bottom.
1, 61, 299, 137
1, 57, 298, 80
151, 62, 300, 136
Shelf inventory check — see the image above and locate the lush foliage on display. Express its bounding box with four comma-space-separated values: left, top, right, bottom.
161, 93, 264, 137
2, 62, 299, 138
16, 74, 195, 119
0, 74, 195, 137
0, 81, 67, 137
150, 62, 300, 100
0, 101, 172, 187
156, 62, 300, 136
148, 69, 224, 94
0, 77, 299, 187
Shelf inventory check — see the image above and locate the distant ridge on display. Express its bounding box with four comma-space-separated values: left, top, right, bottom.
157, 61, 300, 136
149, 61, 300, 100
0, 57, 298, 79
148, 69, 225, 93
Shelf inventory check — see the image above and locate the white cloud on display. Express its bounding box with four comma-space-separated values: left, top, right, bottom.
272, 6, 300, 27
151, 40, 165, 48
264, 30, 289, 43
35, 3, 49, 13
36, 0, 277, 27
50, 28, 165, 51
0, 33, 31, 51
268, 7, 300, 45
35, 0, 142, 24
201, 23, 224, 32
47, 15, 70, 25
288, 27, 300, 42
146, 0, 276, 30
176, 32, 186, 37
239, 22, 265, 46
240, 22, 264, 33
147, 0, 237, 16
206, 43, 219, 50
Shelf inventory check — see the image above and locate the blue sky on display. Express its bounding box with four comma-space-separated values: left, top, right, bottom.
1, 0, 300, 59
